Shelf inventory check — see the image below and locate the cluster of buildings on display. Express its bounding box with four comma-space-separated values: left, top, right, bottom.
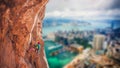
45, 22, 120, 68
63, 29, 120, 68
54, 30, 94, 46
64, 34, 120, 68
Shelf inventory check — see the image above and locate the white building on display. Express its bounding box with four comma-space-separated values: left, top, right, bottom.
93, 34, 105, 51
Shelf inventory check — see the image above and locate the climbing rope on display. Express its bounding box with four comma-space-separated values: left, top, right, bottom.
28, 0, 48, 54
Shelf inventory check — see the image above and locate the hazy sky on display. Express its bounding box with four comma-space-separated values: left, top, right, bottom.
45, 0, 120, 20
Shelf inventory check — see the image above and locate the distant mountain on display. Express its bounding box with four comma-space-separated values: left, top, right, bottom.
43, 17, 120, 28
43, 17, 87, 27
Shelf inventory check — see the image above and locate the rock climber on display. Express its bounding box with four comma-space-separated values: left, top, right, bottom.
35, 41, 41, 53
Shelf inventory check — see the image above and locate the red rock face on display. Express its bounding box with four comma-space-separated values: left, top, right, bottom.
0, 0, 48, 68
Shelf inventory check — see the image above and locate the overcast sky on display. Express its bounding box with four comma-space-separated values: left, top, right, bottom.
45, 0, 120, 20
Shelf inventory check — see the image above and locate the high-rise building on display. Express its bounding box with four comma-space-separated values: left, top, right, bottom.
93, 34, 105, 51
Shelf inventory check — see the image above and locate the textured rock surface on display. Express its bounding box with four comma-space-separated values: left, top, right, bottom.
0, 0, 48, 68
